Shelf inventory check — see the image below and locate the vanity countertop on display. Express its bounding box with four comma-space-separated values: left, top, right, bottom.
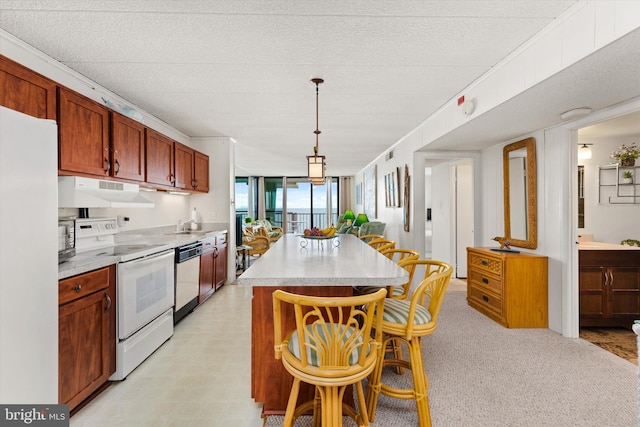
578, 241, 640, 250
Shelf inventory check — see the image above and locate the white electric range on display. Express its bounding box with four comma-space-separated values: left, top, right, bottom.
75, 218, 175, 380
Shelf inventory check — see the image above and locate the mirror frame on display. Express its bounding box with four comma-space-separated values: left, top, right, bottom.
503, 137, 537, 249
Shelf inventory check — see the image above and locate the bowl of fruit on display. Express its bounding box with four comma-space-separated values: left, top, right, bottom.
300, 225, 339, 248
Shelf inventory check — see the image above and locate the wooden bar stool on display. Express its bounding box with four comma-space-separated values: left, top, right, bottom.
273, 288, 387, 427
366, 260, 453, 427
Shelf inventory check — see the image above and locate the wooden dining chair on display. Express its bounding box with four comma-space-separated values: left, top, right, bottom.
273, 288, 387, 427
366, 260, 453, 427
355, 249, 419, 300
368, 238, 395, 252
358, 234, 384, 243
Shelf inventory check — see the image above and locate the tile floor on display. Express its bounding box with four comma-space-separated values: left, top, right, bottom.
70, 284, 264, 427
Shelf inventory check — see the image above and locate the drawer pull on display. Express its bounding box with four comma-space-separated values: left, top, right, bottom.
104, 292, 112, 313
482, 277, 489, 284
482, 295, 489, 302
481, 260, 488, 266
73, 284, 82, 293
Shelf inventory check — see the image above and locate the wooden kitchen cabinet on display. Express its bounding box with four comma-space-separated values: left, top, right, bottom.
193, 151, 210, 192
199, 236, 215, 304
174, 142, 194, 190
467, 247, 548, 328
145, 128, 175, 187
59, 265, 116, 413
0, 54, 57, 119
198, 232, 228, 304
110, 111, 145, 182
58, 87, 110, 177
214, 232, 228, 290
579, 250, 640, 327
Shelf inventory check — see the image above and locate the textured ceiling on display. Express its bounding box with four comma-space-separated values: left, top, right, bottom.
0, 0, 581, 176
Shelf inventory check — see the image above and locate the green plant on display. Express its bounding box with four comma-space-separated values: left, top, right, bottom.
621, 239, 640, 247
623, 171, 633, 179
611, 143, 639, 163
244, 216, 253, 224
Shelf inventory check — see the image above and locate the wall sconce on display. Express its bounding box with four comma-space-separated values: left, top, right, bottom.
578, 144, 592, 160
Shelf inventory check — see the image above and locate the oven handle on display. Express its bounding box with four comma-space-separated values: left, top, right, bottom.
118, 249, 174, 270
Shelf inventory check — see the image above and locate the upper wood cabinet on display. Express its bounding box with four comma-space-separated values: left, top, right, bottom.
194, 151, 210, 193
110, 112, 146, 182
58, 87, 110, 176
0, 55, 57, 120
175, 143, 209, 192
174, 142, 194, 190
145, 128, 175, 187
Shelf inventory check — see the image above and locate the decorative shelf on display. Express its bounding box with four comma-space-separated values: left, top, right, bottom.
598, 164, 640, 204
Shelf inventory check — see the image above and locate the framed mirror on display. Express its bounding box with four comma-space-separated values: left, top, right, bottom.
503, 137, 537, 249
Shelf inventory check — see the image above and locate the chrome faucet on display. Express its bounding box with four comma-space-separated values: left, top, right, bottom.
176, 219, 194, 232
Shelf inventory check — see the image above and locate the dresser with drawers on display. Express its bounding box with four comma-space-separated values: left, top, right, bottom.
467, 247, 548, 328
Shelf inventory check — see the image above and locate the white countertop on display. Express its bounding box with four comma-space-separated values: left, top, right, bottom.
58, 224, 228, 280
237, 234, 409, 287
578, 241, 640, 250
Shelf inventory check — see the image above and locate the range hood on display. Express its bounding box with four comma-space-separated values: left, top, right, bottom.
58, 176, 155, 208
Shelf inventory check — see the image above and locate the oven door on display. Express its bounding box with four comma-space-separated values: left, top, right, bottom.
117, 250, 175, 340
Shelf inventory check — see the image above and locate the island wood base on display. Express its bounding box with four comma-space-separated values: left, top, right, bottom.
251, 285, 354, 416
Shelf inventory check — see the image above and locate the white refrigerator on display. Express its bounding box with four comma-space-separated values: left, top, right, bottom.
0, 106, 58, 403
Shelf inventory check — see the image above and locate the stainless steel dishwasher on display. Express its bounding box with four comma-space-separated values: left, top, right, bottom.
174, 241, 202, 324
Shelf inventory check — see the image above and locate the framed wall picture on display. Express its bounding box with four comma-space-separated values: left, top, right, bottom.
384, 167, 401, 207
363, 166, 376, 219
355, 182, 362, 205
403, 164, 410, 231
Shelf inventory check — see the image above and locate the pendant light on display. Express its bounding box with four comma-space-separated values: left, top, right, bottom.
307, 78, 326, 185
578, 144, 592, 160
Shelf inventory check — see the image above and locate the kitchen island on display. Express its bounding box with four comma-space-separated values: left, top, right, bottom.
237, 233, 408, 415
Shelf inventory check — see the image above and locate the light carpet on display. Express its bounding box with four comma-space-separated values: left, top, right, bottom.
265, 289, 638, 426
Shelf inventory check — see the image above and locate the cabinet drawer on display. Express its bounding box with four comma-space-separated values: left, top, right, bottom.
468, 284, 503, 316
216, 233, 227, 246
468, 269, 502, 295
468, 251, 503, 275
59, 267, 110, 305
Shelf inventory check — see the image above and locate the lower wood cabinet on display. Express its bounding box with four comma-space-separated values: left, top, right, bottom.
467, 247, 548, 328
199, 232, 228, 304
58, 265, 116, 413
579, 249, 640, 327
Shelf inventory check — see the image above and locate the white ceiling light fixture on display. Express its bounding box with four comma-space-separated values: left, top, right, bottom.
560, 107, 593, 121
307, 78, 326, 185
578, 143, 593, 160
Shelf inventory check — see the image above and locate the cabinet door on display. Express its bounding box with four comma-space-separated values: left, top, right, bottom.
199, 250, 215, 304
174, 142, 194, 189
58, 88, 110, 176
111, 112, 145, 182
145, 128, 175, 187
609, 267, 640, 317
193, 151, 209, 192
579, 267, 606, 318
59, 290, 111, 410
214, 236, 228, 290
0, 55, 57, 119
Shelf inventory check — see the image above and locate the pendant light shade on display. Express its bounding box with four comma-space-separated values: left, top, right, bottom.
578, 144, 592, 160
307, 78, 326, 184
